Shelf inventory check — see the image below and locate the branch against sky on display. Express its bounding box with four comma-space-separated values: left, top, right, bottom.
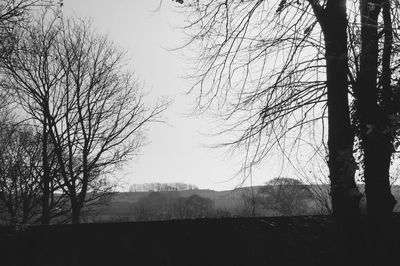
176, 3, 362, 264
177, 0, 400, 263
0, 11, 169, 224
176, 0, 328, 179
174, 0, 400, 180
0, 0, 62, 56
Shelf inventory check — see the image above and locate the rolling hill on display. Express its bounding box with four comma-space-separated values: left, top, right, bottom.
87, 185, 400, 223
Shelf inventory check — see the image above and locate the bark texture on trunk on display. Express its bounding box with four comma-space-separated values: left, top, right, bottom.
71, 199, 81, 224
315, 1, 364, 265
357, 1, 397, 264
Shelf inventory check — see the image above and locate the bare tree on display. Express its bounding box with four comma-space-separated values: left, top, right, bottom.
293, 144, 332, 214
0, 12, 168, 224
239, 186, 263, 217
0, 121, 42, 224
0, 9, 66, 224
0, 1, 63, 224
174, 0, 360, 217
257, 177, 311, 216
172, 0, 397, 263
301, 173, 332, 214
351, 0, 400, 262
0, 90, 71, 225
0, 121, 71, 225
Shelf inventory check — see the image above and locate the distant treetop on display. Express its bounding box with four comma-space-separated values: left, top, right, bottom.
266, 177, 304, 186
129, 182, 199, 192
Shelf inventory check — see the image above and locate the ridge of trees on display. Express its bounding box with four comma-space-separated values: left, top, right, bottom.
129, 182, 199, 192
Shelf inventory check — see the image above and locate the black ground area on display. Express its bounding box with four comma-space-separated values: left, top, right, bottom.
1, 215, 399, 266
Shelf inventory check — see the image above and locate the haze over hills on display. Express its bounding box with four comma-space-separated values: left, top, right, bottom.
87, 184, 400, 223
94, 187, 254, 222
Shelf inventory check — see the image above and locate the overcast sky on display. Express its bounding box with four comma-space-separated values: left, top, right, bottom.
62, 0, 288, 191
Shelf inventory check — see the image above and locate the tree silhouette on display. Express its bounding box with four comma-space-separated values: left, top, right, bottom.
258, 177, 310, 216
0, 12, 168, 224
0, 0, 61, 225
174, 0, 400, 263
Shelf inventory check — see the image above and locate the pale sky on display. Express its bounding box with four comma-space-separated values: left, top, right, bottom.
62, 0, 291, 191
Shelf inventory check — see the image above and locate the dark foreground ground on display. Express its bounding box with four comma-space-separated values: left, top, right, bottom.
1, 215, 400, 266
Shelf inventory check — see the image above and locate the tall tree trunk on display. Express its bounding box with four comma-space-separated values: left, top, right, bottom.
358, 1, 396, 264
314, 1, 363, 264
41, 119, 50, 224
363, 136, 395, 264
71, 198, 81, 224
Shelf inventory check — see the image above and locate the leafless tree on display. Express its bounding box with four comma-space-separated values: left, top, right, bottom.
257, 177, 311, 216
173, 2, 359, 259
0, 90, 71, 225
0, 1, 63, 224
239, 186, 263, 217
171, 0, 399, 263
0, 9, 66, 224
0, 120, 70, 224
351, 1, 400, 262
301, 174, 331, 214
0, 121, 42, 224
292, 142, 332, 214
0, 12, 168, 224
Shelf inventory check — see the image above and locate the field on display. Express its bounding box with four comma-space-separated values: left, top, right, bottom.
1, 214, 400, 266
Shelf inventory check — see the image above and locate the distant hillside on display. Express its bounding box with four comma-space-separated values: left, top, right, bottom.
88, 187, 257, 222
87, 185, 400, 223
110, 187, 255, 207
107, 186, 266, 210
